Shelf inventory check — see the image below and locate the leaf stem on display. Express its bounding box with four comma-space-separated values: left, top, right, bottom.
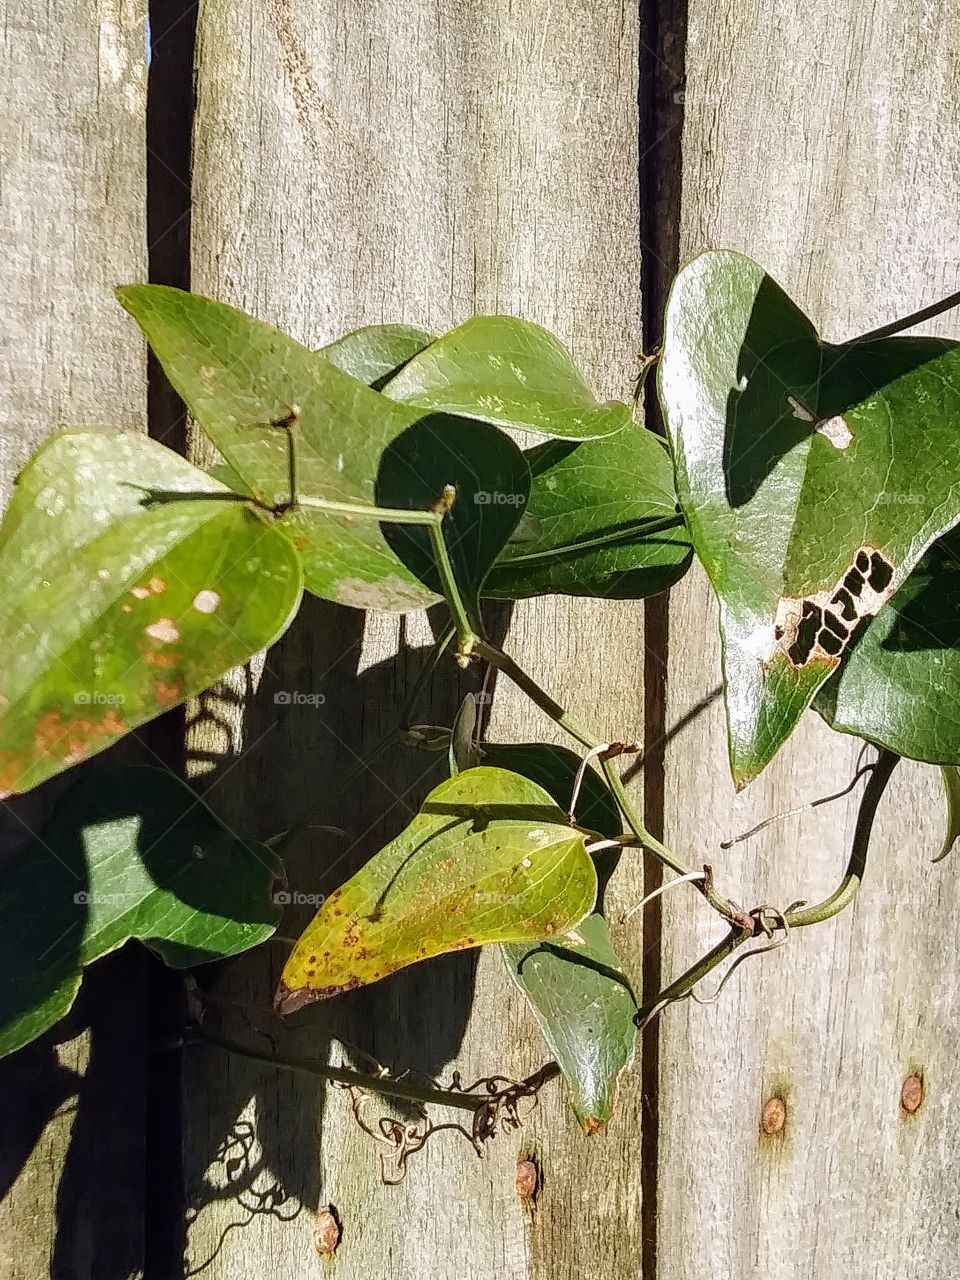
784, 749, 900, 929
426, 488, 479, 662
494, 513, 685, 568
473, 638, 700, 883
635, 923, 753, 1033
853, 287, 960, 342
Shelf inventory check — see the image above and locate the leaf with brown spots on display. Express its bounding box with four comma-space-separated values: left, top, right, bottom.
275, 767, 597, 1011
0, 430, 302, 795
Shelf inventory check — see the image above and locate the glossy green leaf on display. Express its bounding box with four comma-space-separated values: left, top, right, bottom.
317, 323, 434, 388
117, 286, 528, 611
0, 430, 302, 796
275, 767, 597, 1012
485, 427, 693, 600
382, 316, 632, 440
660, 250, 960, 786
0, 767, 280, 1057
815, 527, 960, 763
483, 742, 636, 1130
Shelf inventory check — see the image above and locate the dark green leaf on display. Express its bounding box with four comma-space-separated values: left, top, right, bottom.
485, 428, 692, 600
275, 766, 597, 1011
660, 250, 960, 785
0, 767, 280, 1057
317, 324, 434, 388
382, 316, 632, 440
448, 694, 481, 775
0, 430, 301, 796
117, 286, 528, 611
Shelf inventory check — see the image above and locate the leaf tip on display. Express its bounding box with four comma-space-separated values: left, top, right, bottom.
274, 981, 317, 1017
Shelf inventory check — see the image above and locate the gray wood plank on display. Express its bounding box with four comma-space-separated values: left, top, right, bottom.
658, 6, 960, 1277
0, 2, 148, 1276
183, 2, 648, 1276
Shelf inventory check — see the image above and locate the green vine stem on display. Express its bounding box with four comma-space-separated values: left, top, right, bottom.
784, 748, 900, 928
635, 922, 754, 1034
193, 1026, 559, 1114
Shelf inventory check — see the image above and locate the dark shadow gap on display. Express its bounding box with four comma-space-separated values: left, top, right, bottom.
144, 2, 199, 1276
638, 0, 687, 1274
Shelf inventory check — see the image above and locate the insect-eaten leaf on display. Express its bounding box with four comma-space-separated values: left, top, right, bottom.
381, 316, 632, 440
660, 250, 960, 786
117, 286, 528, 612
815, 526, 960, 766
481, 742, 637, 1130
0, 430, 302, 795
485, 427, 693, 601
0, 767, 280, 1057
317, 323, 434, 389
275, 767, 597, 1013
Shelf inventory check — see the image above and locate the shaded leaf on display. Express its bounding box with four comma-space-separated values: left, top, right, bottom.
275, 767, 597, 1011
815, 527, 960, 763
482, 742, 636, 1129
0, 767, 280, 1057
660, 250, 960, 785
118, 286, 528, 611
382, 316, 632, 440
0, 430, 301, 796
317, 323, 434, 388
502, 914, 636, 1132
448, 694, 481, 775
485, 428, 693, 600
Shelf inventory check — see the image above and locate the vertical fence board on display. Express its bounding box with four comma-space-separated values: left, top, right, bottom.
183, 2, 646, 1277
659, 6, 960, 1278
0, 3, 148, 1277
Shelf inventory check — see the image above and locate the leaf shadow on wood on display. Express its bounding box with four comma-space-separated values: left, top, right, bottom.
176, 592, 513, 1267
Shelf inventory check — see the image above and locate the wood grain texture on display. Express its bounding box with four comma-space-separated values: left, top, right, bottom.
183, 2, 646, 1276
0, 2, 148, 1276
658, 5, 960, 1278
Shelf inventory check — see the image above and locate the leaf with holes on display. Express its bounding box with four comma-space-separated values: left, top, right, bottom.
0, 767, 280, 1057
0, 430, 302, 796
485, 427, 693, 600
117, 287, 529, 612
382, 316, 632, 440
660, 250, 960, 786
275, 767, 597, 1012
814, 526, 960, 764
481, 742, 637, 1130
317, 323, 434, 388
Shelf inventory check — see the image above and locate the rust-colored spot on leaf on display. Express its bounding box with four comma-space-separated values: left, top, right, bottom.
154, 679, 184, 707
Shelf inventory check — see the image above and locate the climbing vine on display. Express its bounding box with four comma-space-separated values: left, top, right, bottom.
2, 251, 960, 1173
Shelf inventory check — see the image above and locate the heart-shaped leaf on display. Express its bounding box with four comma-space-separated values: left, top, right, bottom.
275, 766, 597, 1012
117, 286, 528, 611
0, 767, 280, 1057
660, 251, 960, 785
0, 430, 302, 796
485, 427, 693, 600
382, 316, 632, 440
481, 742, 636, 1130
317, 323, 433, 388
815, 526, 960, 763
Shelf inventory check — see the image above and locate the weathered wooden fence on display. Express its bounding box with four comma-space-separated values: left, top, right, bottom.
1, 1, 958, 1277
